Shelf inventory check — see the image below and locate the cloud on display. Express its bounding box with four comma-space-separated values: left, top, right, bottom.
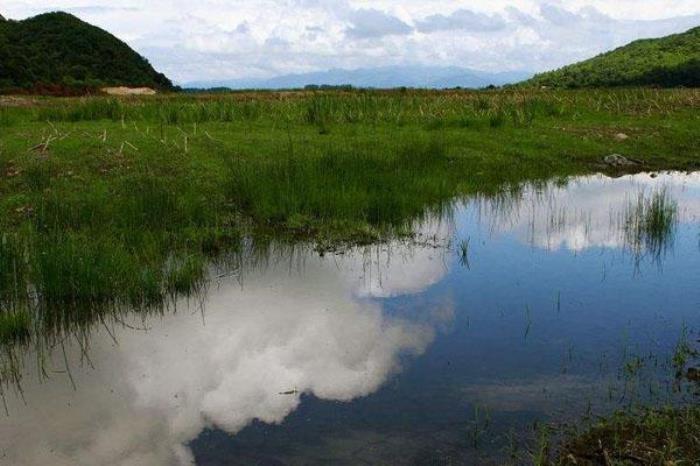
539, 4, 581, 25
2, 1, 700, 83
344, 217, 452, 298
345, 8, 413, 38
62, 6, 139, 15
0, 232, 451, 465
416, 9, 507, 33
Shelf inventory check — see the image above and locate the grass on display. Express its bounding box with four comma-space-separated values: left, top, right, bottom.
458, 237, 471, 268
556, 406, 700, 465
623, 188, 679, 261
0, 88, 698, 350
0, 310, 30, 345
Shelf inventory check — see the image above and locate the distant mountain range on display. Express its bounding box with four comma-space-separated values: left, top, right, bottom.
0, 12, 173, 92
184, 66, 533, 90
525, 26, 700, 88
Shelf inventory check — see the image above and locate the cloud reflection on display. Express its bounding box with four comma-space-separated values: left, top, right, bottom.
477, 172, 700, 253
0, 234, 450, 465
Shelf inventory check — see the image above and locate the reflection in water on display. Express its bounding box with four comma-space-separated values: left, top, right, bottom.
1, 171, 699, 465
0, 236, 451, 465
473, 172, 697, 259
622, 188, 678, 262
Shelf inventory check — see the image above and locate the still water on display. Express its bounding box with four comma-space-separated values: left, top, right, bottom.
1, 172, 699, 465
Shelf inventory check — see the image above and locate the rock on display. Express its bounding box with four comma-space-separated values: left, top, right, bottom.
604, 154, 637, 167
614, 132, 629, 141
687, 367, 700, 382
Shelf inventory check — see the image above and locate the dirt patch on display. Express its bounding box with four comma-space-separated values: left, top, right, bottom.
0, 96, 38, 107
101, 87, 157, 96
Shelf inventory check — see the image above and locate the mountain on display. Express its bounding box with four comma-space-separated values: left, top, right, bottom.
0, 12, 173, 91
185, 66, 532, 90
525, 26, 700, 88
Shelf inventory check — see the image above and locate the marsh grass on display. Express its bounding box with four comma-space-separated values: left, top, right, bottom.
556, 406, 700, 465
223, 136, 453, 230
458, 238, 471, 268
532, 424, 552, 466
0, 87, 698, 367
0, 310, 30, 345
671, 325, 698, 380
26, 88, 698, 128
623, 188, 678, 261
0, 126, 481, 353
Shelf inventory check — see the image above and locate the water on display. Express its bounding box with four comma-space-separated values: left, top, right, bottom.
2, 172, 699, 465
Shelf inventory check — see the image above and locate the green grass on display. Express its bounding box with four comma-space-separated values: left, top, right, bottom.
556, 406, 700, 465
0, 88, 698, 347
623, 188, 678, 260
0, 310, 30, 344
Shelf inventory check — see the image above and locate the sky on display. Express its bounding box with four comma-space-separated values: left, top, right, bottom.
3, 1, 700, 84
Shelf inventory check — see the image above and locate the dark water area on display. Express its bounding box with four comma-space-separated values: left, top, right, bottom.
1, 172, 699, 465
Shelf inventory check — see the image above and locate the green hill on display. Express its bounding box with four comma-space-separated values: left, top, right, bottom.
0, 12, 173, 92
525, 27, 700, 88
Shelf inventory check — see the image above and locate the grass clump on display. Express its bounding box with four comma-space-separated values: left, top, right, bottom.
557, 406, 700, 465
0, 310, 30, 344
623, 188, 678, 260
224, 136, 453, 231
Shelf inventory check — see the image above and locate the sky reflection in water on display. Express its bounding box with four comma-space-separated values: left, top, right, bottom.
1, 172, 699, 465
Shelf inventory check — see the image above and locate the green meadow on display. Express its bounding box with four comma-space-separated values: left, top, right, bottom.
0, 88, 698, 343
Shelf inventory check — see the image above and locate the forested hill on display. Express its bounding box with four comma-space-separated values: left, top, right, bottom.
525, 27, 700, 88
0, 12, 173, 92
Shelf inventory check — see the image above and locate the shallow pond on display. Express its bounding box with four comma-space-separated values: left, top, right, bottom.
1, 172, 699, 465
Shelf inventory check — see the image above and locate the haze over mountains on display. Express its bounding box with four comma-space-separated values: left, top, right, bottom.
184, 66, 533, 90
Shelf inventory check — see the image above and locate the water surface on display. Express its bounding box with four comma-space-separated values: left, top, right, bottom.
2, 172, 699, 465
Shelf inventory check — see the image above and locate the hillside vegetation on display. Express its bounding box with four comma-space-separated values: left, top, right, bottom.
0, 12, 173, 92
526, 26, 700, 88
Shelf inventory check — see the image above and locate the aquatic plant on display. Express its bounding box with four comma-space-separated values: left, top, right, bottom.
623, 188, 678, 261
458, 237, 470, 268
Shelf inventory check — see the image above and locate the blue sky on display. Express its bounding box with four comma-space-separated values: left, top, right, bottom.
4, 1, 700, 84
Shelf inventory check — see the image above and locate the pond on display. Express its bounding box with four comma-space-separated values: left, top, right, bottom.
1, 172, 699, 465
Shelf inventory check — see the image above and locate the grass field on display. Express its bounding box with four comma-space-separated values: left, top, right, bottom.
0, 88, 699, 344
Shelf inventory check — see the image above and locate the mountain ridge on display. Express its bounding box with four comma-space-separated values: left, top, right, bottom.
185, 65, 532, 90
524, 26, 700, 88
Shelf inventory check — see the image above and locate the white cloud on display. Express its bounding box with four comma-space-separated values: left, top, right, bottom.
0, 231, 451, 465
2, 1, 700, 84
416, 9, 507, 33
346, 8, 413, 38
